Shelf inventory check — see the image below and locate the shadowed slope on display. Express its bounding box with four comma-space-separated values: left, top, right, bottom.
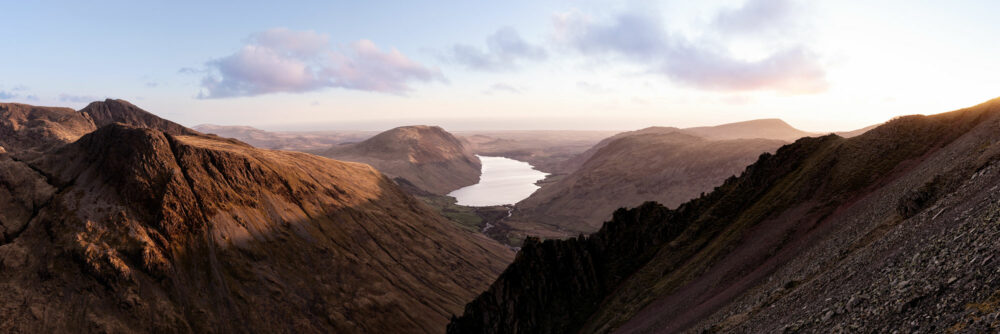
0, 102, 514, 333
449, 97, 1000, 333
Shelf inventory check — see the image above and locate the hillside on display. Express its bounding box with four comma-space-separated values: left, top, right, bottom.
505, 121, 796, 237
0, 101, 514, 333
321, 125, 481, 195
683, 118, 816, 141
449, 97, 1000, 333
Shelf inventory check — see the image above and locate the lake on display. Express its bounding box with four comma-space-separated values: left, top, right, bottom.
448, 155, 548, 206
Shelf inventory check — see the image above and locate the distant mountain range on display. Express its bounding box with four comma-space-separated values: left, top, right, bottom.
449, 97, 1000, 333
193, 124, 375, 151
0, 100, 512, 333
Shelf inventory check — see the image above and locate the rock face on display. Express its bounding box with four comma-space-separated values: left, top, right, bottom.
509, 124, 790, 235
449, 97, 1000, 333
0, 101, 513, 333
321, 125, 482, 195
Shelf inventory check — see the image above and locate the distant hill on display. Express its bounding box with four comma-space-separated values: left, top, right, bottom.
557, 120, 812, 175
507, 129, 786, 236
320, 125, 482, 195
0, 101, 513, 333
450, 97, 1000, 333
500, 119, 808, 237
193, 124, 375, 151
683, 118, 816, 141
835, 123, 881, 138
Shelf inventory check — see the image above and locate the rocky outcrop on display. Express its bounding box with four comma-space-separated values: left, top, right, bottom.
321, 125, 481, 195
0, 102, 514, 333
450, 97, 1000, 333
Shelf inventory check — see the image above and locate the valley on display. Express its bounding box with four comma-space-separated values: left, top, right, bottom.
5, 2, 997, 333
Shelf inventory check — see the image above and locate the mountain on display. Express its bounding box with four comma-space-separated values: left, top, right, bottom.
449, 97, 1000, 333
682, 118, 816, 141
0, 101, 513, 333
503, 120, 801, 238
320, 125, 481, 195
81, 99, 197, 136
558, 119, 812, 174
193, 124, 376, 151
506, 131, 786, 236
555, 126, 681, 174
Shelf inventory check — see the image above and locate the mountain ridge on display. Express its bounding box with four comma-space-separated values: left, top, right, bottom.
0, 101, 514, 333
449, 97, 1000, 333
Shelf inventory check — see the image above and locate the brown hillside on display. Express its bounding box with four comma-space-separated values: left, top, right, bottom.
511, 132, 786, 234
683, 118, 816, 141
505, 120, 800, 237
0, 102, 514, 333
450, 97, 1000, 333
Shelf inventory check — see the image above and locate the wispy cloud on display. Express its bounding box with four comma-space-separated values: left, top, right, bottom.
447, 27, 547, 71
196, 28, 444, 98
712, 0, 799, 36
484, 83, 522, 95
59, 93, 99, 103
556, 2, 827, 94
577, 81, 613, 94
0, 85, 29, 100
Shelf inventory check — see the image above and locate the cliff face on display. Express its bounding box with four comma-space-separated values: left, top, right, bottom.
0, 102, 513, 333
450, 97, 1000, 333
321, 125, 481, 195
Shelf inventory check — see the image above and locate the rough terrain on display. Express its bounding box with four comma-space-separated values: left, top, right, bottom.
0, 101, 514, 333
449, 97, 1000, 333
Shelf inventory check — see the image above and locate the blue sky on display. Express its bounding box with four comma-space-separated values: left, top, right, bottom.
2, 0, 1000, 131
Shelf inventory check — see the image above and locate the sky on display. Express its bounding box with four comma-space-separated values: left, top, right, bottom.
2, 0, 999, 132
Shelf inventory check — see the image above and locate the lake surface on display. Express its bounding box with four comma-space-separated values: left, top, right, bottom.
448, 155, 548, 207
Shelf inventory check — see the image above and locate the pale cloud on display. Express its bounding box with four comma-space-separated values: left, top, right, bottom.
557, 3, 827, 94
448, 27, 547, 71
577, 81, 613, 94
712, 0, 799, 36
0, 85, 28, 100
59, 93, 99, 103
484, 83, 522, 94
198, 28, 444, 98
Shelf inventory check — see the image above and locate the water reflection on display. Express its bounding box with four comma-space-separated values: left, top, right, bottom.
448, 155, 548, 206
